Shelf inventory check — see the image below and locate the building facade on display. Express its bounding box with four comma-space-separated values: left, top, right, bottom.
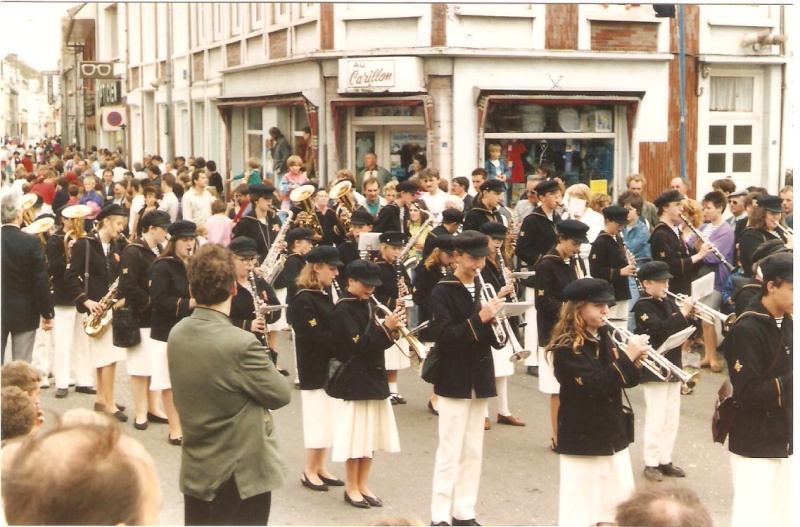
66, 3, 793, 201
1, 54, 59, 141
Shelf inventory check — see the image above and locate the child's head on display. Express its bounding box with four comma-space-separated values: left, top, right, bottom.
637, 261, 673, 299
487, 143, 502, 160
1, 361, 42, 418
1, 386, 37, 441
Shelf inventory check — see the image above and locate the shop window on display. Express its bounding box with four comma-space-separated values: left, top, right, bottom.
247, 106, 262, 131
486, 103, 614, 134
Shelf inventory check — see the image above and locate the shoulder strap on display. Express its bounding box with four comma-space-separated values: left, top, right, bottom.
83, 239, 90, 294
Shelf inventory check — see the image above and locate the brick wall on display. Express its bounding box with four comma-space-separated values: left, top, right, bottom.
269, 30, 288, 59
320, 4, 334, 50
226, 41, 241, 68
546, 4, 578, 50
590, 21, 658, 52
431, 4, 447, 47
192, 52, 204, 81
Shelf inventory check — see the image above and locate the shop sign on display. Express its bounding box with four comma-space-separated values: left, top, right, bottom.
102, 106, 127, 132
338, 57, 425, 94
98, 81, 122, 107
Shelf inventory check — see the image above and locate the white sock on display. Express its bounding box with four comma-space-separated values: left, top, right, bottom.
389, 382, 398, 394
496, 377, 510, 416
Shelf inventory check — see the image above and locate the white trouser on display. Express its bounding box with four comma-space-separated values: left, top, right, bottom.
67, 312, 94, 387
431, 395, 488, 523
523, 288, 538, 366
642, 382, 681, 467
730, 453, 793, 527
52, 307, 83, 388
31, 327, 54, 374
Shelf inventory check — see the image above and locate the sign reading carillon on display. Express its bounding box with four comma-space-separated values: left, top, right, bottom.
338, 57, 426, 94
348, 61, 395, 88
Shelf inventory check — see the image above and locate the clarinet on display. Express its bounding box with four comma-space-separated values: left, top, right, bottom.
619, 235, 644, 294
679, 214, 736, 272
248, 271, 271, 351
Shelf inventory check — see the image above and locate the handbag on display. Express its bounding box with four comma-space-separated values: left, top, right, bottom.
112, 307, 141, 348
420, 344, 441, 384
622, 388, 635, 443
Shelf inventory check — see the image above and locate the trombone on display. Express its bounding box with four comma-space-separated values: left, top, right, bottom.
665, 291, 736, 336
603, 318, 699, 388
370, 295, 429, 362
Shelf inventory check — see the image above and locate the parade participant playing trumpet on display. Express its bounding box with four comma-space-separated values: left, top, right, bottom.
632, 261, 695, 482
550, 278, 645, 527
337, 210, 374, 290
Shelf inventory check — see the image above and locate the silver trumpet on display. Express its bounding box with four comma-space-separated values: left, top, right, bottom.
603, 318, 699, 388
476, 274, 531, 362
370, 295, 428, 361
665, 291, 736, 336
775, 223, 793, 237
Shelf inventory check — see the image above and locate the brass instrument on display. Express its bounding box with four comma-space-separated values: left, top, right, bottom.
775, 223, 793, 238
260, 210, 294, 285
84, 277, 120, 338
61, 204, 91, 262
248, 270, 270, 349
603, 317, 699, 388
370, 294, 428, 361
665, 291, 736, 336
22, 216, 55, 246
572, 255, 585, 279
476, 272, 507, 347
496, 247, 526, 329
619, 235, 644, 293
679, 214, 736, 272
289, 184, 323, 236
476, 273, 531, 361
330, 180, 355, 237
19, 193, 38, 225
397, 215, 433, 269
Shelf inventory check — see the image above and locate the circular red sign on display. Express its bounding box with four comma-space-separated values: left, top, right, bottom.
106, 111, 123, 127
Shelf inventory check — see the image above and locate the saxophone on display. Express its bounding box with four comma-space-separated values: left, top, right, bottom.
248, 271, 270, 349
397, 216, 433, 269
260, 210, 294, 285
84, 277, 120, 338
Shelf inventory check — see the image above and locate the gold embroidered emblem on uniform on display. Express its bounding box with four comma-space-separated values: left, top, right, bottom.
591, 254, 597, 259
353, 335, 359, 343
660, 252, 666, 258
575, 377, 583, 386
122, 268, 129, 275
519, 231, 525, 237
537, 289, 545, 297
309, 319, 317, 327
734, 360, 743, 372
640, 313, 649, 322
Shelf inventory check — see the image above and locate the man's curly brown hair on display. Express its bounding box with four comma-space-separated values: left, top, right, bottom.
1, 386, 37, 440
187, 244, 236, 306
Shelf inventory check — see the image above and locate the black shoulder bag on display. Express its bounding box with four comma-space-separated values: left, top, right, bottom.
112, 245, 141, 348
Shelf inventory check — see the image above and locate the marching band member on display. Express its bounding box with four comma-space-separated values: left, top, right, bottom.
373, 181, 418, 234
462, 179, 505, 233
550, 278, 644, 527
533, 219, 589, 452
118, 210, 172, 430
726, 252, 793, 527
589, 205, 636, 325
228, 237, 281, 347
286, 246, 345, 492
283, 228, 315, 307
429, 231, 503, 527
149, 220, 199, 446
422, 208, 463, 261
373, 231, 412, 405
337, 209, 374, 289
479, 222, 525, 429
330, 259, 401, 509
732, 239, 790, 316
63, 204, 129, 422
232, 184, 281, 260
632, 261, 694, 482
516, 178, 562, 270
738, 195, 792, 280
312, 188, 341, 247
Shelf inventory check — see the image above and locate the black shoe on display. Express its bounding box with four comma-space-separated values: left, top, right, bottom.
169, 435, 183, 446
147, 412, 169, 424
527, 365, 539, 377
659, 463, 686, 478
114, 404, 126, 412
390, 393, 407, 405
301, 473, 329, 492
278, 368, 290, 377
452, 519, 480, 526
113, 410, 128, 423
75, 386, 97, 395
428, 400, 439, 416
134, 420, 148, 431
431, 522, 450, 526
363, 495, 382, 507
55, 388, 69, 398
318, 474, 345, 487
344, 491, 370, 509
644, 466, 663, 482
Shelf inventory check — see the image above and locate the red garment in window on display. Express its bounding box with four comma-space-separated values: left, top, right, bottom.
506, 142, 527, 183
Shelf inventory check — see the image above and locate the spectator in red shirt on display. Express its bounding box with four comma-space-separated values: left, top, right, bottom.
30, 170, 57, 205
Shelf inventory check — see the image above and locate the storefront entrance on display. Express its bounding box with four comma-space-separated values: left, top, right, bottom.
352, 125, 427, 181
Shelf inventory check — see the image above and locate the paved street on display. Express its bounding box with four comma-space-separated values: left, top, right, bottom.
39, 331, 734, 526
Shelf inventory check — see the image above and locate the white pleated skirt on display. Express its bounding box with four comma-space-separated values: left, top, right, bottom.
537, 346, 560, 394
384, 339, 412, 371
301, 389, 343, 449
149, 339, 172, 391
492, 343, 514, 378
86, 320, 125, 368
125, 329, 154, 376
268, 288, 289, 332
332, 398, 401, 462
558, 448, 635, 527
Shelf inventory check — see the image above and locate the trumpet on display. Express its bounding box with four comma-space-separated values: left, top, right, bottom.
603, 318, 699, 388
665, 291, 736, 335
679, 214, 736, 272
775, 223, 793, 238
290, 184, 323, 237
476, 273, 531, 361
370, 295, 428, 361
496, 247, 526, 328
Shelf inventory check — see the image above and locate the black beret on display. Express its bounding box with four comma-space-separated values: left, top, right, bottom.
286, 227, 314, 245
229, 236, 259, 257
379, 231, 405, 247
557, 219, 590, 244
760, 252, 793, 283
433, 233, 455, 254
534, 179, 560, 196
479, 179, 504, 193
453, 230, 490, 257
563, 278, 617, 306
168, 220, 198, 238
441, 208, 464, 224
306, 245, 343, 267
602, 205, 630, 224
654, 190, 684, 210
141, 209, 171, 230
249, 183, 275, 197
757, 194, 782, 213
479, 221, 507, 240
345, 259, 382, 286
95, 204, 128, 222
751, 239, 790, 265
396, 181, 419, 194
637, 261, 673, 282
350, 209, 375, 226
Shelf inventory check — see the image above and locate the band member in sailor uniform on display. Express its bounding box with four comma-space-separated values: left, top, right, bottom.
286, 246, 345, 493
312, 187, 344, 247
282, 228, 315, 308
422, 208, 463, 262
63, 204, 129, 422
516, 179, 563, 270
232, 183, 282, 261
337, 210, 374, 290
479, 221, 525, 429
149, 220, 199, 446
737, 194, 792, 280
732, 240, 790, 316
118, 209, 172, 430
373, 231, 412, 405
649, 190, 712, 296
429, 231, 504, 527
550, 278, 644, 527
228, 237, 282, 352
330, 259, 402, 509
632, 261, 694, 482
533, 219, 589, 452
373, 181, 418, 234
462, 179, 505, 233
725, 252, 793, 527
589, 205, 636, 324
